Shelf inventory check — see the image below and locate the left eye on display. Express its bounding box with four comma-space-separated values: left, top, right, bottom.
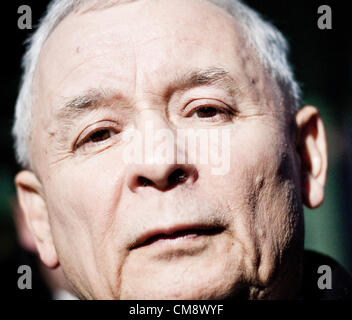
193, 106, 221, 118
88, 129, 112, 143
189, 106, 232, 120
75, 127, 118, 150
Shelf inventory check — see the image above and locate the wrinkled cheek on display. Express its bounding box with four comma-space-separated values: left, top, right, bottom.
44, 166, 125, 298
219, 131, 298, 284
202, 161, 267, 282
48, 157, 125, 241
246, 161, 303, 285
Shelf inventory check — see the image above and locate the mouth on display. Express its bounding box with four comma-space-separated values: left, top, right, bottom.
131, 225, 225, 250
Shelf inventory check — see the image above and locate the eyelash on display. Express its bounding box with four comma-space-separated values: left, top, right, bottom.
185, 105, 236, 121
75, 126, 120, 150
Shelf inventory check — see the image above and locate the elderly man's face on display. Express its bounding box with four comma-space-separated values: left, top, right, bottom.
16, 0, 327, 299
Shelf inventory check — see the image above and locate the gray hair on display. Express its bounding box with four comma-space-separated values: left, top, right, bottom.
13, 0, 301, 169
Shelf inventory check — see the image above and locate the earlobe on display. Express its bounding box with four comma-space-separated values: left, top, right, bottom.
295, 106, 328, 209
15, 170, 59, 268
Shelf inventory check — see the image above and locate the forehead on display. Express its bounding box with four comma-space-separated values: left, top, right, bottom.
33, 0, 261, 117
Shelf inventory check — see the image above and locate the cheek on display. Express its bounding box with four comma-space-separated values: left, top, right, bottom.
232, 124, 302, 281
203, 122, 299, 275
204, 121, 282, 202
46, 157, 125, 252
43, 155, 128, 297
48, 153, 125, 225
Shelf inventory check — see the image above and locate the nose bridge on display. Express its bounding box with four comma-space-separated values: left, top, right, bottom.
136, 107, 171, 135
136, 106, 177, 164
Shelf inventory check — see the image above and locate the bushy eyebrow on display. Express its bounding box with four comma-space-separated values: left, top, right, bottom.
55, 88, 129, 123
166, 66, 239, 98
55, 66, 239, 123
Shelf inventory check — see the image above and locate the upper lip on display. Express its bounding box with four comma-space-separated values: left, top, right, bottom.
130, 223, 225, 250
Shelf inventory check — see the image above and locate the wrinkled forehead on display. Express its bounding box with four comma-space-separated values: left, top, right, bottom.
44, 0, 242, 52
32, 0, 264, 121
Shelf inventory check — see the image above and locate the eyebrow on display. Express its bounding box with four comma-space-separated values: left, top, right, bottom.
166, 66, 238, 98
55, 88, 127, 123
55, 66, 239, 123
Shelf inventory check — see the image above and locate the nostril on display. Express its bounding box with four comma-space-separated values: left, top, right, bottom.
168, 168, 188, 186
138, 176, 154, 187
135, 167, 192, 191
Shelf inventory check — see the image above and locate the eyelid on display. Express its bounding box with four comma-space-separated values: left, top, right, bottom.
73, 120, 121, 151
182, 98, 237, 116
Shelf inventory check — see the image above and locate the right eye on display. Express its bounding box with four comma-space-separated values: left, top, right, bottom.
74, 123, 120, 151
87, 129, 113, 143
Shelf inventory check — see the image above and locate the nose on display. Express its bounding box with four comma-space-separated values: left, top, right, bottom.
127, 163, 198, 192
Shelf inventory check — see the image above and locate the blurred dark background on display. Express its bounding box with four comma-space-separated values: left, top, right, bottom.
0, 0, 351, 288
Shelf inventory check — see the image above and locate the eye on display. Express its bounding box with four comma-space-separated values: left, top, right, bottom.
88, 129, 112, 143
194, 106, 221, 118
187, 105, 234, 121
75, 125, 120, 151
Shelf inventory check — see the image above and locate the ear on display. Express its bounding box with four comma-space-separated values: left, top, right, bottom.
295, 106, 328, 209
15, 170, 59, 268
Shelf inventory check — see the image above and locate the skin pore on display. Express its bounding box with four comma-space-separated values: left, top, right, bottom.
15, 0, 327, 299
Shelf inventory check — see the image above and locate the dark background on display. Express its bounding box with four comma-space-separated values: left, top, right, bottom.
0, 0, 351, 284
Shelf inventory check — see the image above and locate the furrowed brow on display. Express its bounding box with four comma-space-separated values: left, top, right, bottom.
166, 66, 240, 99
55, 88, 128, 123
55, 67, 238, 123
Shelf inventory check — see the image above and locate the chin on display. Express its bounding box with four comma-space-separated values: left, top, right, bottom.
121, 287, 231, 300
119, 271, 243, 300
